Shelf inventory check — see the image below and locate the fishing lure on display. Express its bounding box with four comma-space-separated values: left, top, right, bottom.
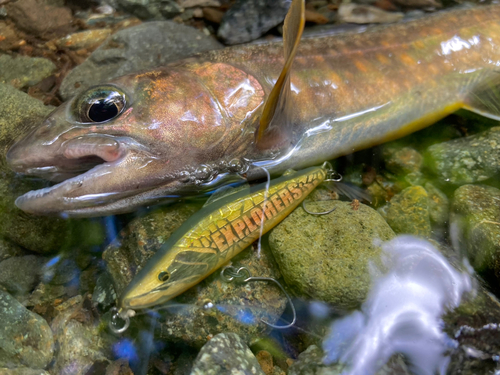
113, 163, 335, 328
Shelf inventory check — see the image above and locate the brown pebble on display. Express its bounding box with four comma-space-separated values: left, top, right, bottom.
203, 7, 224, 23
305, 9, 329, 24
53, 29, 112, 50
256, 350, 274, 375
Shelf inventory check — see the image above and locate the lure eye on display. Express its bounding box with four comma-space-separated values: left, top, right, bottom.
158, 271, 170, 282
72, 85, 127, 123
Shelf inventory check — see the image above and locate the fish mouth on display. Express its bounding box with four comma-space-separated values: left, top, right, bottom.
10, 135, 179, 217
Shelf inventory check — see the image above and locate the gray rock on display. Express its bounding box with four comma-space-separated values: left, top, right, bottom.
91, 272, 116, 309
0, 290, 54, 369
50, 295, 113, 375
426, 126, 500, 184
0, 238, 25, 262
451, 184, 500, 275
385, 186, 431, 237
0, 83, 73, 254
218, 0, 289, 45
0, 255, 46, 298
113, 0, 182, 19
0, 54, 56, 89
60, 21, 222, 100
190, 332, 265, 375
269, 200, 395, 309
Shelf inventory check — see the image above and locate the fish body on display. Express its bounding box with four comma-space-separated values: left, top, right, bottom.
7, 4, 500, 216
118, 164, 327, 314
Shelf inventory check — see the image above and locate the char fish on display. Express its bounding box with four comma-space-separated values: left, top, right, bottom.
7, 0, 500, 216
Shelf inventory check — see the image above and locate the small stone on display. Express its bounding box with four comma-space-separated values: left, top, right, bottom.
60, 21, 222, 100
0, 255, 46, 298
451, 184, 500, 275
269, 200, 395, 309
6, 0, 73, 36
383, 146, 423, 175
393, 0, 441, 8
53, 29, 112, 50
178, 0, 220, 7
0, 238, 25, 262
218, 0, 289, 45
202, 7, 224, 23
304, 9, 329, 24
385, 186, 431, 237
256, 350, 273, 375
426, 127, 500, 184
0, 21, 21, 51
160, 0, 183, 19
425, 182, 449, 226
337, 3, 404, 24
91, 272, 116, 309
0, 54, 55, 89
0, 290, 54, 369
190, 333, 265, 375
0, 368, 51, 374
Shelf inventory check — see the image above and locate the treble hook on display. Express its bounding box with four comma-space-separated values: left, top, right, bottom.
221, 266, 296, 329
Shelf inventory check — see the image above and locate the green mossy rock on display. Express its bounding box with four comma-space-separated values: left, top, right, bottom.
268, 200, 395, 309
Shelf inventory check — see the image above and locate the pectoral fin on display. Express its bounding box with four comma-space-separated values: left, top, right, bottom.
463, 70, 500, 121
255, 0, 305, 150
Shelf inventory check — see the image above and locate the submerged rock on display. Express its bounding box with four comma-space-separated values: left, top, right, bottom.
218, 0, 289, 45
0, 290, 54, 369
60, 21, 222, 99
382, 146, 423, 175
0, 238, 25, 262
268, 200, 395, 309
0, 83, 73, 254
426, 127, 500, 184
385, 185, 431, 237
190, 332, 265, 375
0, 54, 55, 89
0, 255, 46, 299
451, 184, 500, 275
337, 3, 404, 24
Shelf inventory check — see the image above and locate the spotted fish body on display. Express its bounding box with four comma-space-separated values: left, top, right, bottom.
7, 4, 500, 216
118, 165, 326, 313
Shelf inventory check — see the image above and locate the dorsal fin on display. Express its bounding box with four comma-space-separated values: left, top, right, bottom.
255, 0, 305, 149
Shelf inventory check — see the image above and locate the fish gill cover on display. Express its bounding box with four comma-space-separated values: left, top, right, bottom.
322, 235, 473, 375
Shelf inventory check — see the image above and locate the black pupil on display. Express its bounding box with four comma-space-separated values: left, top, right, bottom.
88, 98, 119, 122
158, 272, 170, 282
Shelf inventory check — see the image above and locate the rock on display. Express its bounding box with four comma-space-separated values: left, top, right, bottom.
0, 255, 46, 298
0, 290, 54, 369
114, 0, 180, 20
255, 350, 273, 375
0, 238, 25, 262
393, 0, 441, 8
426, 127, 500, 185
337, 3, 404, 24
60, 21, 222, 100
425, 182, 449, 226
383, 146, 423, 175
91, 272, 116, 310
217, 0, 289, 45
160, 0, 183, 19
451, 184, 500, 275
41, 257, 79, 285
268, 200, 395, 309
0, 21, 22, 51
52, 29, 112, 50
304, 9, 329, 24
0, 83, 73, 253
190, 332, 265, 375
202, 7, 224, 23
0, 368, 50, 374
6, 0, 73, 36
50, 295, 113, 375
385, 186, 431, 237
0, 54, 56, 89
104, 204, 287, 347
178, 0, 220, 7
287, 345, 411, 375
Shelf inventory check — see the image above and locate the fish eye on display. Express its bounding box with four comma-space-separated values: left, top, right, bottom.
158, 271, 170, 282
72, 86, 127, 123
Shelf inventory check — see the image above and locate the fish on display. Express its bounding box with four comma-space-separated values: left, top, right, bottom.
7, 0, 500, 216
117, 163, 327, 318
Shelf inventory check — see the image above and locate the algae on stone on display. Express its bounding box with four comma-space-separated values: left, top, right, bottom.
268, 201, 395, 309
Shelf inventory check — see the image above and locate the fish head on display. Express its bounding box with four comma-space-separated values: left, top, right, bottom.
7, 62, 265, 217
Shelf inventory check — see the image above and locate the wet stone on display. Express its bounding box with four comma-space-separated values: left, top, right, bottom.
0, 368, 50, 374
385, 185, 431, 237
0, 21, 21, 51
268, 200, 395, 309
91, 271, 116, 310
60, 21, 222, 100
5, 0, 73, 36
217, 0, 289, 45
0, 255, 46, 299
0, 238, 25, 262
425, 182, 449, 226
0, 83, 73, 254
53, 29, 112, 50
0, 54, 56, 89
337, 3, 404, 24
0, 290, 54, 369
190, 332, 265, 375
451, 184, 500, 275
50, 295, 113, 375
382, 145, 423, 175
426, 127, 500, 184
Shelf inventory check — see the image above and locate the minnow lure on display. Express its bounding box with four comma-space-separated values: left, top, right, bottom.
8, 1, 500, 216
116, 163, 330, 319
